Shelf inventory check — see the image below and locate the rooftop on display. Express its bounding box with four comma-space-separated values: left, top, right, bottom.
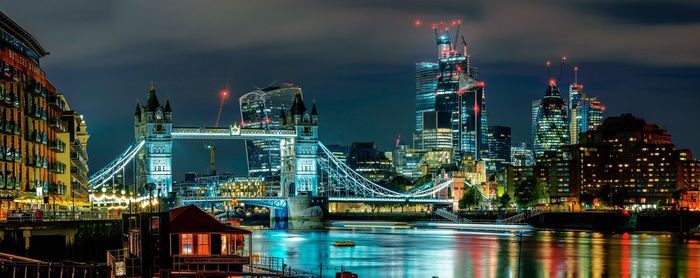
0, 11, 48, 59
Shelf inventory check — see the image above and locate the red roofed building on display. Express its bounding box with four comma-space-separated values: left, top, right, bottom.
108, 205, 253, 278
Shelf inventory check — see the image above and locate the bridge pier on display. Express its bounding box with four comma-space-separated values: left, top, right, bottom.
286, 196, 327, 230
23, 230, 31, 251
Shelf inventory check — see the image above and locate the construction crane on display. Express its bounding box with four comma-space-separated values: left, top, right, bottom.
207, 86, 230, 176
557, 56, 567, 85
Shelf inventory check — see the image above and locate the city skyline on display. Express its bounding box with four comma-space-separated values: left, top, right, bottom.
1, 1, 698, 177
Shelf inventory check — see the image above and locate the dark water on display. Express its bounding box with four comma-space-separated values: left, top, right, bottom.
252, 228, 700, 277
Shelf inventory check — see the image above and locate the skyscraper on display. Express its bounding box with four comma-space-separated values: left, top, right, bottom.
415, 62, 438, 132
431, 27, 487, 161
569, 83, 586, 144
511, 143, 535, 167
239, 84, 298, 196
568, 81, 605, 144
414, 111, 452, 150
534, 80, 569, 157
487, 126, 511, 170
531, 99, 540, 148
587, 97, 604, 130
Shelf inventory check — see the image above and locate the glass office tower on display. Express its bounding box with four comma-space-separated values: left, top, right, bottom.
415, 62, 439, 133
239, 84, 299, 196
534, 80, 569, 157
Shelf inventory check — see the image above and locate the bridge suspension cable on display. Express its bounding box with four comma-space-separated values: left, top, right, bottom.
88, 140, 145, 190
317, 141, 452, 198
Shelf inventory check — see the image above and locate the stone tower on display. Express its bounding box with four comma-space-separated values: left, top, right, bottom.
134, 82, 173, 196
280, 92, 319, 197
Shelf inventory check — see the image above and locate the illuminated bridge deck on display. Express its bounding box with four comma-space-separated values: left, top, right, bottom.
171, 127, 296, 140
179, 196, 452, 205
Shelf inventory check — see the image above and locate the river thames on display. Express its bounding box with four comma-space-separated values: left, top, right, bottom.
252, 227, 700, 277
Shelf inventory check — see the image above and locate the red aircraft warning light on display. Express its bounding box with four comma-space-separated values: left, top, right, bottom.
549, 79, 557, 86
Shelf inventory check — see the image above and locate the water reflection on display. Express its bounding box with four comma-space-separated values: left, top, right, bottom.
252, 228, 700, 277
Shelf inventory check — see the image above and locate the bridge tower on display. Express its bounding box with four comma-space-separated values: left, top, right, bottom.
280, 92, 319, 197
134, 82, 173, 196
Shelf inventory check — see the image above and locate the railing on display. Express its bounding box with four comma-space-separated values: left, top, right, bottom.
107, 248, 141, 278
500, 208, 545, 224
48, 139, 66, 152
2, 210, 119, 223
435, 208, 472, 223
249, 254, 283, 273
174, 255, 251, 265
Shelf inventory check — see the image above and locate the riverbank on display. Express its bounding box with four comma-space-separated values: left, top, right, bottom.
327, 211, 700, 234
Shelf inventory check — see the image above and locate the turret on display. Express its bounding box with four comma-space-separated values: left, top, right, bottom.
291, 92, 306, 124
310, 102, 318, 124
146, 81, 160, 112
279, 106, 287, 126
134, 101, 141, 120
164, 99, 172, 121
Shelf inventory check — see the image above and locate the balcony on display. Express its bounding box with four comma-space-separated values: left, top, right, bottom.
71, 141, 88, 162
171, 254, 251, 275
47, 95, 66, 110
0, 62, 18, 81
49, 161, 66, 174
0, 85, 18, 108
25, 79, 47, 98
0, 176, 20, 190
48, 117, 66, 132
71, 167, 88, 184
26, 180, 45, 191
26, 130, 47, 145
0, 146, 20, 162
26, 155, 48, 168
0, 119, 19, 135
49, 138, 66, 152
25, 104, 47, 120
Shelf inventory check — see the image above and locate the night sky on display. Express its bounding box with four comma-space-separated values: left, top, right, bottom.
1, 1, 698, 179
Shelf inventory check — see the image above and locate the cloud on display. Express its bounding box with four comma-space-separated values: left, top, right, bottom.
0, 1, 698, 174
572, 1, 700, 25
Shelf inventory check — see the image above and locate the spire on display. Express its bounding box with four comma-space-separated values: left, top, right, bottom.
292, 92, 306, 115
310, 102, 318, 116
164, 99, 172, 113
134, 101, 141, 116
279, 106, 287, 125
146, 81, 160, 111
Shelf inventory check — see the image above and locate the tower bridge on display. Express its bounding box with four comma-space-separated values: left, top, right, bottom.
88, 83, 454, 225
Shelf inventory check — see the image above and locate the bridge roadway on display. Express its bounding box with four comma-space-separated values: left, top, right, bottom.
179, 196, 453, 206
170, 127, 297, 140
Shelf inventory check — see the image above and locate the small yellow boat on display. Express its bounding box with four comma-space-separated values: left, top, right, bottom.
333, 241, 356, 247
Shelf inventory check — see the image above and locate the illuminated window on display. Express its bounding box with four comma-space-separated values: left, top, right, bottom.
197, 234, 210, 255
181, 234, 193, 255
221, 234, 228, 254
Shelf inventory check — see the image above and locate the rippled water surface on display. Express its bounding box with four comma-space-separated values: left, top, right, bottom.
252, 228, 700, 277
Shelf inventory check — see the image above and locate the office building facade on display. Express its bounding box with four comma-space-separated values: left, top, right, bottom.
415, 62, 438, 133
534, 80, 569, 158
239, 84, 298, 195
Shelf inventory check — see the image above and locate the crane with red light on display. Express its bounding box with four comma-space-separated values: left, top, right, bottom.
206, 86, 231, 176
557, 56, 567, 85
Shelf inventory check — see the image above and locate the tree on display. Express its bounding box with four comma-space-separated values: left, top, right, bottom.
579, 192, 595, 208
499, 194, 512, 208
459, 186, 482, 210
514, 176, 547, 208
672, 189, 688, 207
596, 185, 628, 209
